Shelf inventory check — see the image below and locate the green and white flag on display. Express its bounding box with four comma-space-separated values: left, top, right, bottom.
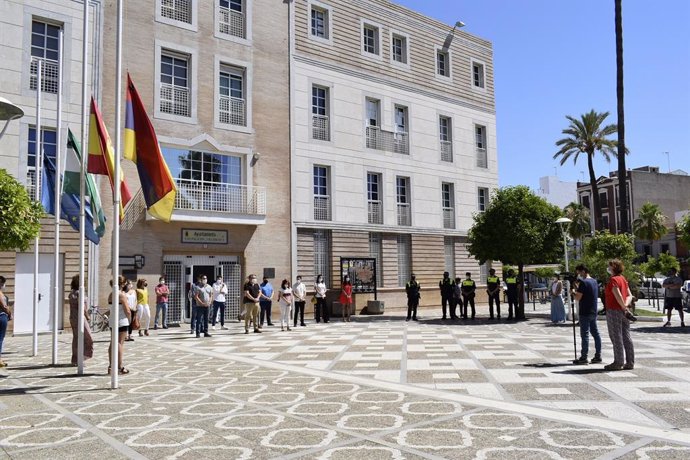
64, 129, 107, 239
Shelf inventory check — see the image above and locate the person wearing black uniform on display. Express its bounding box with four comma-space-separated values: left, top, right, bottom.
405, 274, 421, 321
439, 272, 456, 320
505, 269, 519, 320
486, 268, 501, 319
461, 272, 476, 319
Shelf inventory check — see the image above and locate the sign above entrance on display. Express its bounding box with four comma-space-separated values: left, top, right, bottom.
181, 229, 228, 245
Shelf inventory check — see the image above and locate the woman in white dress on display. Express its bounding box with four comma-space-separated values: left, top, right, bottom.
550, 274, 566, 323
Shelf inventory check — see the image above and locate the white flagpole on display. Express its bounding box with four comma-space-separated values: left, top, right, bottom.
77, 0, 89, 375
111, 0, 124, 389
32, 58, 43, 358
52, 28, 64, 366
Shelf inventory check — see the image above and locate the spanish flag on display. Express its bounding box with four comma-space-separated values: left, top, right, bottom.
87, 97, 132, 221
124, 74, 177, 222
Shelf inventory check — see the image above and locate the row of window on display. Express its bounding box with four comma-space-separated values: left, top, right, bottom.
311, 84, 488, 165
160, 0, 246, 39
309, 1, 486, 87
313, 165, 489, 228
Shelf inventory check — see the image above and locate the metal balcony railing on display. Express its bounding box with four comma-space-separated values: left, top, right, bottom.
218, 5, 245, 38
440, 140, 453, 162
175, 180, 265, 215
312, 115, 330, 141
476, 148, 488, 168
30, 58, 59, 93
314, 195, 331, 221
26, 170, 37, 199
219, 95, 246, 126
366, 126, 409, 155
161, 0, 192, 24
368, 200, 383, 224
160, 83, 190, 117
397, 203, 411, 226
443, 207, 456, 229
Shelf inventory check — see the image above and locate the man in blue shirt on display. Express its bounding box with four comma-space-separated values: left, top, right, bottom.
572, 264, 602, 364
259, 276, 274, 327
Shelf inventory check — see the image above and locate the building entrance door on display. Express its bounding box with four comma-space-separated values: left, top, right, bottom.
14, 253, 64, 334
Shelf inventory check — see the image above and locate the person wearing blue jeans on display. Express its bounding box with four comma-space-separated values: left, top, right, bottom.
192, 275, 213, 338
572, 264, 602, 365
259, 277, 274, 327
154, 277, 169, 329
0, 276, 11, 368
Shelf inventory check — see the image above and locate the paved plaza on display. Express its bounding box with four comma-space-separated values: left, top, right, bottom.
1, 306, 690, 459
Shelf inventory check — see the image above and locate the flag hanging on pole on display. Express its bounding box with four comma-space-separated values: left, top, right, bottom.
124, 74, 177, 222
87, 97, 132, 220
64, 129, 107, 238
40, 155, 101, 244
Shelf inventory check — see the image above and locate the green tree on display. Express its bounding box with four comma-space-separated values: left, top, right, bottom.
0, 169, 43, 251
466, 186, 563, 320
632, 202, 667, 256
581, 231, 637, 287
656, 252, 680, 274
615, 0, 630, 234
554, 110, 617, 231
676, 212, 690, 250
564, 201, 591, 258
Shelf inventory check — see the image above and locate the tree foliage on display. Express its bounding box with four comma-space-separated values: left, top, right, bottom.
466, 186, 563, 319
564, 201, 590, 257
0, 169, 43, 251
678, 213, 690, 250
578, 231, 637, 286
632, 202, 667, 247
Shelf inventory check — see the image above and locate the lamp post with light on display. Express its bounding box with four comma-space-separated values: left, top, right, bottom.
556, 217, 578, 360
0, 97, 24, 141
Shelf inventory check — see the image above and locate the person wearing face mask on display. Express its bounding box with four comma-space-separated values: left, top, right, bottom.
154, 276, 169, 330
212, 276, 229, 331
136, 279, 151, 337
314, 274, 329, 323
192, 275, 213, 338
662, 267, 685, 328
439, 271, 456, 320
572, 264, 602, 365
461, 272, 476, 319
277, 279, 293, 331
339, 275, 353, 322
550, 274, 566, 324
125, 280, 137, 341
259, 276, 274, 327
109, 275, 132, 374
243, 274, 261, 334
603, 259, 635, 370
0, 276, 12, 368
505, 269, 519, 320
405, 274, 421, 321
293, 275, 307, 327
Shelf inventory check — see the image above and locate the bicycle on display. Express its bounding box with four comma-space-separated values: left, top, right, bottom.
89, 305, 110, 333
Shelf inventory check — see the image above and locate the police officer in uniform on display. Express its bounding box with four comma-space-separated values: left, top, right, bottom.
505, 269, 519, 320
405, 274, 421, 321
461, 272, 476, 319
486, 268, 501, 320
439, 271, 456, 320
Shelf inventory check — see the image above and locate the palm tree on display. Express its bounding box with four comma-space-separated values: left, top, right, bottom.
615, 0, 629, 234
632, 202, 668, 257
554, 110, 617, 230
564, 202, 590, 258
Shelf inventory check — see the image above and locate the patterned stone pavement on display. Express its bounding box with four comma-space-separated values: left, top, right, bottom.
1, 311, 690, 459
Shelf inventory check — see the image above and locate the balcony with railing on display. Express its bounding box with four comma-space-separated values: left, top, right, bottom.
219, 95, 246, 126
440, 140, 453, 162
314, 195, 331, 221
30, 58, 59, 93
368, 200, 383, 224
397, 203, 411, 226
160, 83, 190, 117
312, 115, 330, 141
476, 148, 487, 168
26, 170, 37, 200
218, 4, 245, 39
443, 207, 456, 229
172, 179, 265, 223
366, 126, 409, 155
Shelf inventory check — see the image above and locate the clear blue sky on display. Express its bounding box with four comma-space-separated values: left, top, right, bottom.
396, 0, 690, 189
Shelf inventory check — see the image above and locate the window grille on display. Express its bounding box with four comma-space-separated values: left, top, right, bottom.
313, 165, 331, 221
366, 127, 408, 155
314, 229, 332, 286
397, 234, 411, 287
30, 21, 61, 93
367, 173, 383, 224
396, 177, 411, 226
439, 116, 453, 162
160, 53, 190, 117
219, 66, 246, 126
161, 0, 192, 24
26, 127, 57, 197
444, 236, 455, 278
218, 0, 245, 38
312, 85, 330, 140
163, 261, 183, 324
220, 261, 241, 320
369, 233, 383, 287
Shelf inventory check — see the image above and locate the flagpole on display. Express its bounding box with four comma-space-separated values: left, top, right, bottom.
111, 0, 124, 390
52, 28, 64, 366
77, 0, 90, 376
32, 58, 43, 358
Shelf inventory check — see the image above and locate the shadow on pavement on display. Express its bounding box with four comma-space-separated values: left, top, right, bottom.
522, 363, 571, 368
10, 363, 78, 371
554, 368, 609, 375
634, 326, 689, 334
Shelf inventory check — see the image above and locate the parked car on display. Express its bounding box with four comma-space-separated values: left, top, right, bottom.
637, 278, 666, 299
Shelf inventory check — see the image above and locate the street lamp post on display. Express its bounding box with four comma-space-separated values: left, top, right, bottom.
556, 217, 578, 360
0, 97, 25, 140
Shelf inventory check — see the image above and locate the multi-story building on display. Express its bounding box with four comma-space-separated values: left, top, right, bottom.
290, 0, 498, 308
0, 0, 101, 334
98, 0, 291, 323
537, 175, 577, 209
577, 166, 690, 257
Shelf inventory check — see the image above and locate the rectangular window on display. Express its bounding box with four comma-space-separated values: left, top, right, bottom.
475, 125, 487, 168
472, 62, 485, 88
391, 33, 407, 64
367, 172, 382, 225
396, 176, 411, 226
27, 126, 57, 196
439, 116, 453, 162
369, 233, 383, 288
394, 105, 409, 155
362, 24, 379, 55
314, 229, 332, 286
602, 213, 610, 230
161, 0, 192, 24
444, 236, 455, 279
160, 51, 190, 117
599, 191, 608, 208
442, 182, 455, 229
313, 165, 331, 221
436, 50, 450, 77
366, 98, 380, 127
311, 85, 330, 141
162, 148, 242, 187
218, 0, 245, 38
311, 6, 329, 39
478, 187, 489, 212
581, 194, 590, 209
397, 234, 411, 287
30, 21, 61, 93
394, 106, 407, 133
218, 65, 245, 126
